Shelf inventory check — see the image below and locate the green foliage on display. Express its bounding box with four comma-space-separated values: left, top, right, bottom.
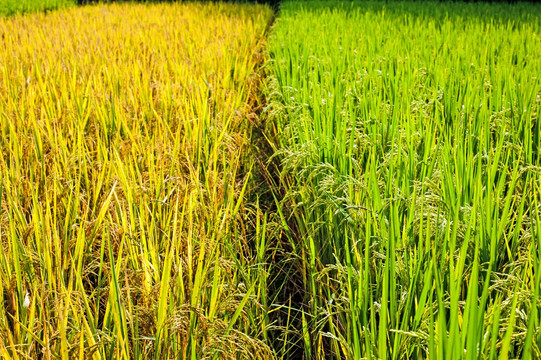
266, 1, 541, 359
0, 0, 74, 16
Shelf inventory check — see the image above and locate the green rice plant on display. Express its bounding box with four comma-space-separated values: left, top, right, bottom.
265, 1, 541, 359
0, 2, 275, 359
0, 0, 73, 16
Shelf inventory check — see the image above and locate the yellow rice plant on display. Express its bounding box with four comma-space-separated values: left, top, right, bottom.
0, 2, 273, 359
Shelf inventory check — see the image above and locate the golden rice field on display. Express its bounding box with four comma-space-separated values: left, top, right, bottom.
0, 2, 274, 359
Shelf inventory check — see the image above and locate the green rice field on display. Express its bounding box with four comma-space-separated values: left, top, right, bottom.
0, 0, 73, 16
266, 1, 541, 359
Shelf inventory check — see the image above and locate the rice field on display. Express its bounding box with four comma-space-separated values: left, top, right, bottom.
0, 2, 274, 358
1, 0, 540, 359
0, 0, 73, 16
266, 1, 541, 359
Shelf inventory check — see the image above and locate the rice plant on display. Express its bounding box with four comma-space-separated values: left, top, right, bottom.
0, 2, 274, 359
265, 1, 541, 359
0, 0, 73, 16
